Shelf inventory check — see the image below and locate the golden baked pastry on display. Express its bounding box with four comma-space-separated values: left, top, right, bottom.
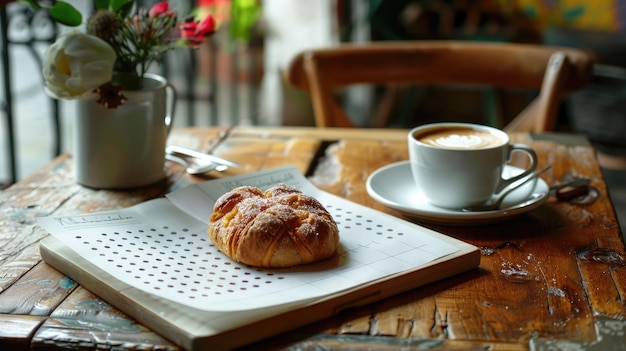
208, 183, 339, 268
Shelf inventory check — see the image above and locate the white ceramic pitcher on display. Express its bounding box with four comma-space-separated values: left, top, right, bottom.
73, 74, 176, 189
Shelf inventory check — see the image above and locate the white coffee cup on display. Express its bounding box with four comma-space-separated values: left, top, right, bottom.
408, 122, 538, 209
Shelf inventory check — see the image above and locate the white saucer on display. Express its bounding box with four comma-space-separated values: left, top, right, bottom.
366, 161, 549, 226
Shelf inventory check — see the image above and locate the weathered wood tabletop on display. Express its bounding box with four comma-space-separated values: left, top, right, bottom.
0, 126, 624, 350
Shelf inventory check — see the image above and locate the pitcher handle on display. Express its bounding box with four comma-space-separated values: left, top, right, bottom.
165, 82, 177, 133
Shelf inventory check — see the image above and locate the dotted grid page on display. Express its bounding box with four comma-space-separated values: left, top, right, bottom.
38, 166, 461, 312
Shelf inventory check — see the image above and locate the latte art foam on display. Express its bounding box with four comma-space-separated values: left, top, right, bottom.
434, 134, 484, 148
416, 127, 504, 149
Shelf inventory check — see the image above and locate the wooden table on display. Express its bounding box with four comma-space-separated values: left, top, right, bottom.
1, 126, 624, 350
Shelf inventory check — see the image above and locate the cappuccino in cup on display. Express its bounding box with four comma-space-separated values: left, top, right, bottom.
415, 127, 504, 149
408, 123, 537, 209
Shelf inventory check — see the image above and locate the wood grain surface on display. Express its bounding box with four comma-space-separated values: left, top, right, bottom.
0, 126, 624, 350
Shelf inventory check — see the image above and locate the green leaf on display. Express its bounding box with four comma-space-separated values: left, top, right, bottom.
49, 1, 82, 26
18, 0, 41, 10
94, 0, 110, 11
110, 0, 134, 15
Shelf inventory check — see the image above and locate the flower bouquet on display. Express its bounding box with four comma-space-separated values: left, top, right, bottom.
23, 0, 216, 108
21, 0, 218, 189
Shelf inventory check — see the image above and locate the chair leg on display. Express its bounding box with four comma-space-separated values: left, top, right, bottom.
482, 87, 505, 128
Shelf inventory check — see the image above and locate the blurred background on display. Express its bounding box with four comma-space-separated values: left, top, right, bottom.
1, 0, 624, 231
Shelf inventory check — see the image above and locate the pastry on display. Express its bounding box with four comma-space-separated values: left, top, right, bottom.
208, 183, 340, 267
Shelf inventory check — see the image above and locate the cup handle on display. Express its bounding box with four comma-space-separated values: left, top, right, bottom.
165, 82, 177, 134
494, 144, 538, 194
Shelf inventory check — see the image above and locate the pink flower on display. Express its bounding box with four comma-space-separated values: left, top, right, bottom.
196, 15, 216, 36
179, 15, 216, 46
149, 2, 172, 18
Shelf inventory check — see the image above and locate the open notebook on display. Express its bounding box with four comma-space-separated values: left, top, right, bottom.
38, 166, 480, 350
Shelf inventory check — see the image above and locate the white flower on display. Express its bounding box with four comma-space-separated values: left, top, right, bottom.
42, 32, 116, 99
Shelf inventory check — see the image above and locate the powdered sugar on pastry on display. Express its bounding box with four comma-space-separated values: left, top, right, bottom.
208, 183, 340, 267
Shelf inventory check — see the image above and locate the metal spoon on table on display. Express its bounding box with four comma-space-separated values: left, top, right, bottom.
187, 161, 228, 174
165, 153, 228, 175
166, 145, 241, 169
165, 145, 240, 175
463, 165, 552, 212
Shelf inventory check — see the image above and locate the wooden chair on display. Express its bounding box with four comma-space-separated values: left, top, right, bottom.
284, 41, 593, 132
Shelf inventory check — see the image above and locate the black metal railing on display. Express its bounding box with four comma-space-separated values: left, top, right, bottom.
1, 3, 59, 187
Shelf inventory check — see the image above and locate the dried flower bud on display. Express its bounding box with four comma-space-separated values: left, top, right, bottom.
87, 10, 122, 42
95, 82, 127, 109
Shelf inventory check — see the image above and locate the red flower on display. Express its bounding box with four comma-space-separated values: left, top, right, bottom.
197, 15, 216, 36
179, 15, 216, 46
149, 2, 172, 18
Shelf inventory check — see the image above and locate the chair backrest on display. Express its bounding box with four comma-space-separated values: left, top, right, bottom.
284, 41, 593, 132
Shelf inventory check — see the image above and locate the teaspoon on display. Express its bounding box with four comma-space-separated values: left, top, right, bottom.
165, 153, 227, 174
463, 165, 551, 212
185, 159, 228, 174
166, 145, 241, 169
